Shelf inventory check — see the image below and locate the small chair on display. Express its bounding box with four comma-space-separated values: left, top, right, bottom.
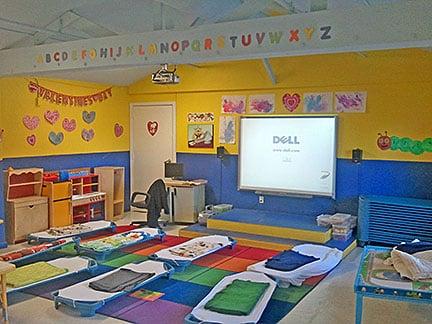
130, 179, 169, 228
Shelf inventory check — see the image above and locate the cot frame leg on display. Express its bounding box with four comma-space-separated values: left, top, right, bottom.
1, 274, 8, 323
355, 293, 363, 324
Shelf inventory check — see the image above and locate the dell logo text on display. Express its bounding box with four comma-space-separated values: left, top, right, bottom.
273, 136, 300, 144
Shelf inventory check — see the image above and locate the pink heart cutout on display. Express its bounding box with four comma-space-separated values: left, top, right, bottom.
26, 134, 36, 146
282, 93, 301, 112
114, 123, 124, 137
62, 118, 76, 132
82, 129, 95, 142
147, 121, 158, 136
22, 115, 40, 130
44, 110, 60, 125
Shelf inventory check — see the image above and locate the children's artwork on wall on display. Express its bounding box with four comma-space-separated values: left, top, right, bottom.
44, 110, 60, 125
28, 80, 112, 107
114, 123, 124, 137
82, 110, 96, 124
22, 115, 40, 130
26, 134, 36, 146
0, 129, 4, 143
376, 131, 432, 155
249, 94, 275, 113
282, 93, 301, 112
188, 124, 214, 148
147, 121, 158, 136
221, 95, 246, 114
81, 129, 95, 142
219, 116, 236, 144
48, 131, 64, 145
187, 112, 215, 122
62, 118, 77, 132
303, 92, 333, 113
335, 92, 367, 112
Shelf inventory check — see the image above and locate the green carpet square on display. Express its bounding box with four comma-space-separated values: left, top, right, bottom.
272, 285, 314, 304
189, 268, 234, 287
171, 264, 209, 282
101, 253, 148, 267
54, 242, 77, 256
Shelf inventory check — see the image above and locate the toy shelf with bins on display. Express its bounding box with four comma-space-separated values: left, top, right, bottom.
70, 174, 100, 196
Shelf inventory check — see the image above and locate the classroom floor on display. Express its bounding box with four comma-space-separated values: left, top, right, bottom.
5, 212, 432, 323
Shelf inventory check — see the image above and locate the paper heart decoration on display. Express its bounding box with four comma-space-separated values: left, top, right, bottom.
44, 110, 60, 125
82, 129, 95, 142
82, 111, 96, 124
62, 118, 76, 132
26, 134, 36, 146
282, 93, 301, 112
114, 123, 124, 137
147, 121, 158, 136
48, 131, 64, 145
22, 115, 40, 130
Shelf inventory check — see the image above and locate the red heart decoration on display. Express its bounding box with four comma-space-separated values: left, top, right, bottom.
114, 123, 124, 137
44, 110, 60, 125
62, 118, 76, 132
26, 134, 36, 146
147, 121, 158, 136
282, 93, 301, 112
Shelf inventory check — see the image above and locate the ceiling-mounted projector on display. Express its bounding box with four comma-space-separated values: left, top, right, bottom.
151, 63, 180, 84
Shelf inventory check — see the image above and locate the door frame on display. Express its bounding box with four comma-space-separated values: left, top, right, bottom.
129, 101, 176, 195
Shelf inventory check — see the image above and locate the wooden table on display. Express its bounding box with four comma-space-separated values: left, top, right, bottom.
0, 261, 15, 323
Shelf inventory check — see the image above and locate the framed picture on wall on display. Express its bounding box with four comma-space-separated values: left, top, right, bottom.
188, 124, 214, 148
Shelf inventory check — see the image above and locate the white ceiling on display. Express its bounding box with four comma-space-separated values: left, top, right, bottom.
0, 0, 405, 85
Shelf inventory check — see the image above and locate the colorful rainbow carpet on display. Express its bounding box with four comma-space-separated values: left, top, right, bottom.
9, 226, 337, 323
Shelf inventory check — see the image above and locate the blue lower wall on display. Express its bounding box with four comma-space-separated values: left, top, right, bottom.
0, 151, 130, 247
178, 153, 432, 217
1, 150, 431, 247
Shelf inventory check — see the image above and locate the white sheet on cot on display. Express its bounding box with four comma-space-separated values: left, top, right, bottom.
191, 271, 276, 324
31, 221, 113, 239
153, 235, 232, 261
56, 260, 168, 302
247, 244, 343, 287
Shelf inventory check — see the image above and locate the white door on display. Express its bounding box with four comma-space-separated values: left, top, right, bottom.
130, 102, 176, 195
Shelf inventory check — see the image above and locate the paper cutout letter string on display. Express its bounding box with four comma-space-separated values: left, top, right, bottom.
28, 80, 112, 107
377, 131, 432, 155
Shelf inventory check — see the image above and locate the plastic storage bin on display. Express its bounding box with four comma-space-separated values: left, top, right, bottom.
332, 229, 353, 241
213, 204, 233, 213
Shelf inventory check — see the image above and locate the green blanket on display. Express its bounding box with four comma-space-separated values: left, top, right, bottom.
204, 279, 270, 316
7, 262, 67, 288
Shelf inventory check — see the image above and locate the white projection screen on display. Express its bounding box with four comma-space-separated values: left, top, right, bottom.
238, 116, 337, 198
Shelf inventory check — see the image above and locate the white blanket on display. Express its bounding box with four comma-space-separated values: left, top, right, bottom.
386, 249, 432, 281
247, 244, 343, 287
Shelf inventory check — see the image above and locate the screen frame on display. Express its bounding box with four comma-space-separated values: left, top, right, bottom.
238, 115, 338, 199
164, 162, 184, 179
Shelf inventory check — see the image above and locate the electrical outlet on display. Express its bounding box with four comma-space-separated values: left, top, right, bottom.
259, 195, 264, 204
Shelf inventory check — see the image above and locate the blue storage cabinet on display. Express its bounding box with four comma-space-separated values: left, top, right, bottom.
358, 195, 432, 246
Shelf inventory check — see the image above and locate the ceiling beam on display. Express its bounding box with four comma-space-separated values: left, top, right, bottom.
0, 17, 86, 42
262, 58, 277, 85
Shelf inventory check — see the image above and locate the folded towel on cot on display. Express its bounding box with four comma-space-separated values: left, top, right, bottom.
204, 279, 269, 316
265, 250, 320, 271
89, 269, 155, 293
7, 262, 67, 288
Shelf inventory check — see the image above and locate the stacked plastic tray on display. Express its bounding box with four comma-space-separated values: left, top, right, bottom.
316, 213, 357, 241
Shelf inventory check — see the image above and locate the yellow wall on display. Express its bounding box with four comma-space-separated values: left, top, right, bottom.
0, 77, 129, 158
129, 49, 432, 162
